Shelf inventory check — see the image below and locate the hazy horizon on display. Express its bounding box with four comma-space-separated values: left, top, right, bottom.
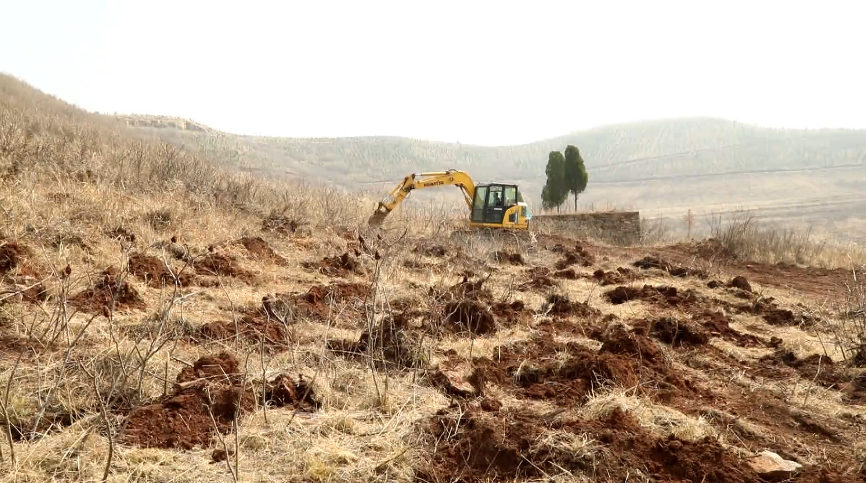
4, 0, 865, 145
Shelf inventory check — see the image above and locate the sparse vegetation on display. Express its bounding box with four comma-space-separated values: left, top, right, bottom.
1, 73, 865, 483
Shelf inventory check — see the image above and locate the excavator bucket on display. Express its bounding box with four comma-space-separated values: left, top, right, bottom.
368, 206, 390, 226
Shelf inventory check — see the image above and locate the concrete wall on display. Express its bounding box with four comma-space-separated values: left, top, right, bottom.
531, 211, 641, 246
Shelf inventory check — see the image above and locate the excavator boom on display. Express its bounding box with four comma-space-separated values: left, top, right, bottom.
368, 170, 476, 226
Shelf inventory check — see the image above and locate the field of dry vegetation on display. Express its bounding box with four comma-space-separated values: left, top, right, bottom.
2, 75, 866, 482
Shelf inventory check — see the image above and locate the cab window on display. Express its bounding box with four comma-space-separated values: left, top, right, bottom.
504, 186, 517, 207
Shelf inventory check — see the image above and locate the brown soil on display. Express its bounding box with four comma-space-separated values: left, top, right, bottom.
301, 252, 363, 277
554, 244, 595, 269
695, 309, 765, 347
519, 271, 556, 291
128, 253, 196, 288
757, 350, 847, 389
492, 251, 524, 265
105, 226, 137, 244
633, 255, 707, 278
729, 275, 753, 292
420, 405, 768, 483
553, 267, 578, 279
591, 268, 634, 286
850, 344, 866, 367
633, 316, 710, 347
544, 293, 602, 319
123, 352, 318, 450
438, 275, 493, 302
237, 236, 288, 266
194, 252, 255, 282
293, 281, 369, 320
69, 268, 146, 314
474, 324, 702, 407
0, 333, 52, 359
489, 300, 532, 325
326, 315, 421, 369
0, 240, 43, 279
443, 300, 496, 335
604, 284, 700, 308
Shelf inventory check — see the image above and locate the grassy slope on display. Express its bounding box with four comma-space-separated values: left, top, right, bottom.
116, 112, 866, 242
1, 74, 865, 483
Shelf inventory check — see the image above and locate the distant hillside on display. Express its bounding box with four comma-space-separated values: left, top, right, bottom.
115, 114, 866, 189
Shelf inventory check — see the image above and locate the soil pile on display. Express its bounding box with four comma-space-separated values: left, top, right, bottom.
729, 275, 753, 292
555, 244, 595, 269
695, 310, 764, 347
327, 315, 421, 369
492, 251, 524, 265
261, 214, 303, 236
443, 300, 496, 335
420, 406, 765, 483
633, 256, 707, 278
544, 293, 601, 319
237, 236, 288, 266
194, 252, 255, 282
0, 240, 39, 277
592, 268, 637, 286
128, 253, 196, 288
604, 284, 700, 307
123, 352, 318, 449
633, 316, 710, 347
70, 268, 146, 313
302, 252, 363, 277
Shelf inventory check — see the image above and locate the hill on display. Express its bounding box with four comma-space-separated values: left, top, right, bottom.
116, 113, 866, 242
1, 73, 865, 482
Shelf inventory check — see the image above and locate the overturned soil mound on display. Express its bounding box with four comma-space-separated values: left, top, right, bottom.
439, 275, 493, 302
420, 405, 761, 483
237, 236, 288, 266
0, 240, 42, 279
69, 268, 146, 314
124, 352, 318, 450
443, 300, 496, 335
326, 315, 422, 369
302, 252, 363, 277
194, 252, 255, 282
633, 255, 707, 278
729, 275, 753, 292
604, 284, 700, 308
545, 294, 601, 319
492, 251, 524, 265
592, 267, 638, 286
695, 310, 764, 347
295, 282, 368, 320
554, 244, 595, 270
758, 350, 846, 389
490, 300, 532, 325
128, 253, 195, 288
474, 325, 701, 406
633, 316, 709, 347
553, 267, 578, 279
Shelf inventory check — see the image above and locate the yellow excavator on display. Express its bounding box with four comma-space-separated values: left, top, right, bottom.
367, 169, 533, 230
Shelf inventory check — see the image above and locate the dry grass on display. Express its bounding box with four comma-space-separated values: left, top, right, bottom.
2, 73, 866, 483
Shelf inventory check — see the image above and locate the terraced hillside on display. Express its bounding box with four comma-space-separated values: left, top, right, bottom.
2, 74, 866, 482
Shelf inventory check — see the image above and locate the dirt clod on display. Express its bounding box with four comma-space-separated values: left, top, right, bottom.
729, 275, 753, 292
69, 268, 146, 314
555, 244, 594, 269
237, 236, 288, 266
443, 300, 496, 335
302, 252, 362, 277
492, 251, 524, 265
635, 316, 710, 347
194, 252, 255, 282
327, 315, 421, 369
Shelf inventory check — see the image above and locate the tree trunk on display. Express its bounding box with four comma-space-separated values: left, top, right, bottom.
573, 193, 578, 212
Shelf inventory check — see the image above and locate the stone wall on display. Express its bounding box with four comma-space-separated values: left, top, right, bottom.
531, 211, 641, 246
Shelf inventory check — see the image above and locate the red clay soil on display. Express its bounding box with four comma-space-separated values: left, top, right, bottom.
301, 252, 362, 277
632, 256, 708, 279
123, 352, 318, 450
729, 275, 753, 292
199, 294, 306, 349
194, 252, 255, 283
0, 240, 43, 279
553, 267, 578, 279
756, 349, 848, 389
69, 268, 146, 314
128, 253, 196, 288
419, 405, 773, 483
473, 325, 704, 407
490, 300, 532, 326
236, 236, 288, 266
293, 281, 369, 320
0, 332, 52, 359
438, 275, 493, 302
592, 267, 639, 286
519, 271, 557, 291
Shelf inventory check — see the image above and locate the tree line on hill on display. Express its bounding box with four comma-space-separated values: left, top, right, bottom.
541, 144, 588, 212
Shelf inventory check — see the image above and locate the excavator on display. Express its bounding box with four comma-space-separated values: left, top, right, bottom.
367, 169, 533, 231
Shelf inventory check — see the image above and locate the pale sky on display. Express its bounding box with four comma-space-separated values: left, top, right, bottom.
3, 0, 865, 145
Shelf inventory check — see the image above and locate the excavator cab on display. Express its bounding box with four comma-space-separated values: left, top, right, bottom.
470, 183, 531, 229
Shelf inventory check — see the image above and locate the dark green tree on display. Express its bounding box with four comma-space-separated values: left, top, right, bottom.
563, 144, 589, 211
541, 150, 568, 212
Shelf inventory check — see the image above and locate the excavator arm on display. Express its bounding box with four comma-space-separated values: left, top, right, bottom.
368, 170, 476, 226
